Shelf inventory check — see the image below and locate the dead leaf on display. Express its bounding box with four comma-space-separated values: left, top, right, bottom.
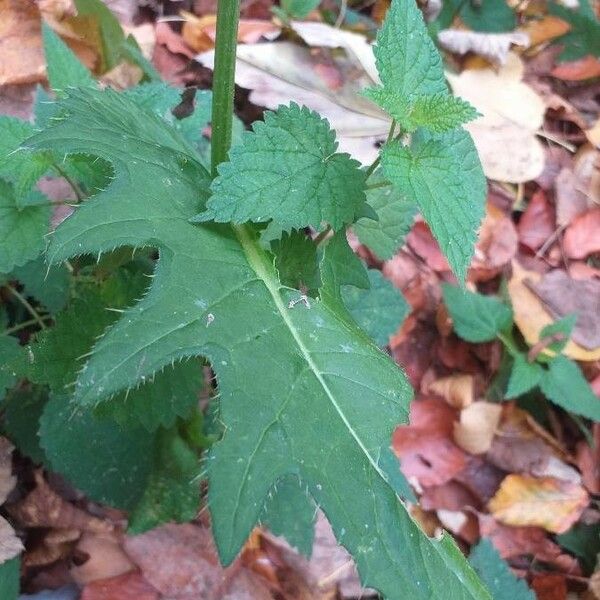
488, 474, 588, 533
508, 262, 600, 361
0, 516, 24, 564
563, 208, 600, 260
447, 53, 546, 183
196, 25, 390, 163
529, 269, 600, 351
407, 221, 450, 272
454, 456, 505, 505
438, 29, 529, 65
420, 480, 480, 511
392, 396, 468, 487
8, 471, 112, 534
552, 55, 600, 81
427, 374, 474, 409
517, 189, 556, 252
586, 118, 600, 148
522, 15, 571, 46
555, 167, 594, 227
531, 573, 567, 600
0, 438, 22, 563
453, 401, 502, 455
71, 532, 135, 586
81, 571, 159, 600
576, 424, 600, 494
0, 0, 45, 85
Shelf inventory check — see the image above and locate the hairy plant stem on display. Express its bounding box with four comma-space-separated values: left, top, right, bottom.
52, 163, 85, 201
6, 285, 47, 330
211, 0, 241, 176
3, 315, 53, 335
364, 119, 397, 179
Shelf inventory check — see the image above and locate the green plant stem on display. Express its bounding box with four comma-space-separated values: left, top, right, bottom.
6, 285, 47, 330
211, 0, 241, 176
497, 331, 519, 357
365, 180, 391, 190
3, 315, 53, 335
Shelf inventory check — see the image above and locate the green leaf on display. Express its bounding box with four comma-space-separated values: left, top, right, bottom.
271, 230, 321, 294
443, 284, 513, 343
539, 314, 577, 356
469, 538, 535, 600
353, 170, 416, 260
42, 22, 95, 93
374, 0, 446, 99
506, 354, 543, 399
1, 387, 48, 464
40, 394, 155, 509
74, 0, 125, 71
549, 0, 600, 62
557, 523, 600, 574
95, 361, 203, 432
0, 181, 50, 272
0, 556, 20, 600
260, 474, 316, 556
280, 0, 321, 18
0, 336, 20, 400
342, 269, 409, 347
320, 231, 370, 299
10, 257, 70, 314
460, 1, 516, 33
128, 427, 200, 533
382, 129, 486, 282
0, 117, 53, 198
27, 88, 491, 600
540, 356, 600, 421
365, 89, 479, 133
194, 104, 367, 231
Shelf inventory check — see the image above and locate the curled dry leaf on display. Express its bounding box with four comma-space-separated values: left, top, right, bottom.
517, 189, 556, 252
447, 53, 546, 183
81, 571, 159, 600
427, 374, 474, 409
488, 474, 588, 534
453, 401, 502, 455
508, 262, 600, 361
551, 55, 600, 81
438, 30, 529, 65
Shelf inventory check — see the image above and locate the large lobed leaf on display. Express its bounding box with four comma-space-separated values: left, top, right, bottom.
25, 88, 490, 600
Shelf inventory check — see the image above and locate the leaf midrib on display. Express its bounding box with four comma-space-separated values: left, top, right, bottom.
233, 223, 395, 491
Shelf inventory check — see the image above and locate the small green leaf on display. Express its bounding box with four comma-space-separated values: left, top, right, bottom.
0, 181, 50, 272
342, 269, 409, 347
383, 130, 486, 282
272, 230, 321, 294
128, 427, 200, 534
557, 523, 600, 574
365, 89, 479, 133
280, 0, 321, 18
469, 538, 535, 600
540, 356, 600, 421
40, 394, 155, 509
506, 354, 543, 399
1, 387, 48, 464
194, 104, 367, 231
0, 336, 20, 401
0, 556, 20, 600
320, 231, 370, 299
10, 257, 70, 314
374, 0, 446, 99
261, 474, 316, 556
42, 22, 95, 93
353, 170, 416, 260
549, 0, 600, 62
443, 284, 513, 343
460, 0, 516, 33
539, 314, 577, 356
74, 0, 125, 71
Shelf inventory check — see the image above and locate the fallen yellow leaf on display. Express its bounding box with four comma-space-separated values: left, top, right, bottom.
453, 401, 502, 455
428, 374, 474, 409
489, 474, 588, 533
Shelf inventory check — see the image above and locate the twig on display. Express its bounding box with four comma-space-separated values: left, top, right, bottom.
6, 285, 48, 330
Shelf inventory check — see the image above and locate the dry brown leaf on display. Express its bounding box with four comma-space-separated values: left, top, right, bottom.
428, 374, 474, 409
586, 119, 600, 148
0, 516, 24, 564
438, 29, 529, 65
453, 401, 502, 455
0, 0, 45, 85
71, 532, 135, 586
517, 189, 556, 252
0, 437, 15, 505
447, 53, 546, 183
8, 471, 112, 534
488, 474, 588, 533
508, 262, 600, 361
522, 15, 571, 46
555, 167, 593, 227
552, 55, 600, 81
564, 208, 600, 260
81, 571, 160, 600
